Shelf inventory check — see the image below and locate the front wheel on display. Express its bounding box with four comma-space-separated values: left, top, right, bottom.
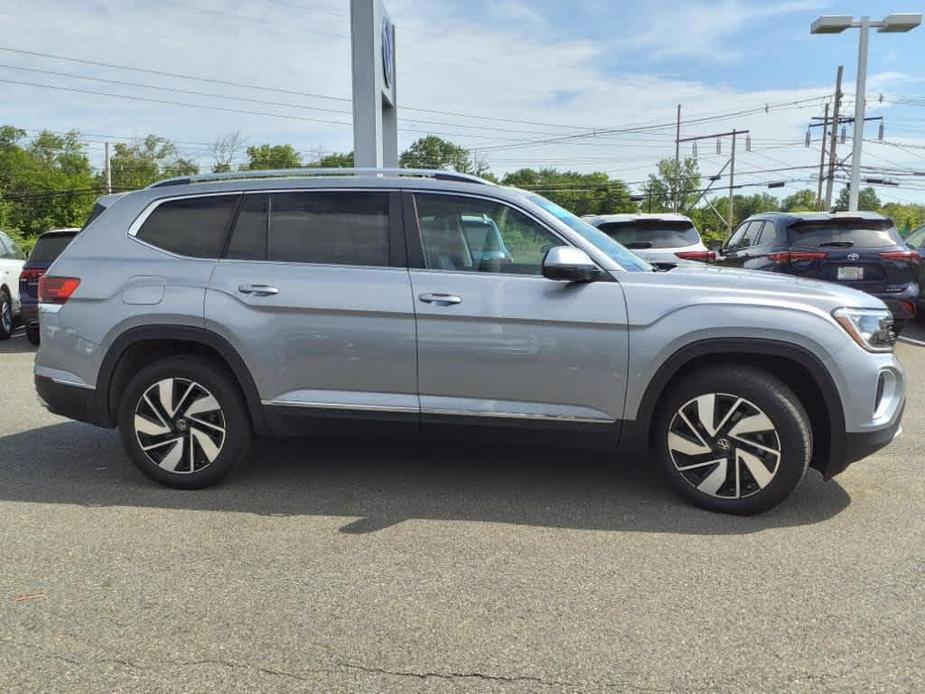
654, 366, 812, 515
117, 355, 252, 488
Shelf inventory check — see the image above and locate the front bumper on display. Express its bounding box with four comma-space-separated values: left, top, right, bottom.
824, 399, 905, 479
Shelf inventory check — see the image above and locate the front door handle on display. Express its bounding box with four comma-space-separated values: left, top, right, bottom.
238, 283, 279, 296
418, 292, 462, 306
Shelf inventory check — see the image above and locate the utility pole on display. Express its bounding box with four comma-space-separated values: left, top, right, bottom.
816, 101, 829, 209
825, 65, 843, 210
728, 130, 737, 237
104, 142, 112, 195
677, 129, 747, 232
673, 104, 681, 212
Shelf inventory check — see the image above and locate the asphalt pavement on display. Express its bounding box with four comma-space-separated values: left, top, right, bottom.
1, 326, 923, 693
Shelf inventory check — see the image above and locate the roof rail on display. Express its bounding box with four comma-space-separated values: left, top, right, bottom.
147, 167, 493, 189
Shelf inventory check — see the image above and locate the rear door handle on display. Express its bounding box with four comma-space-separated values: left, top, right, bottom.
418, 292, 462, 305
238, 283, 279, 296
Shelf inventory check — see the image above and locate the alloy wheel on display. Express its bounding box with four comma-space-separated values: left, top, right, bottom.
1, 297, 10, 335
667, 393, 781, 499
133, 378, 226, 473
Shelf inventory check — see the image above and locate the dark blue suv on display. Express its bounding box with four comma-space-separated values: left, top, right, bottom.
718, 212, 919, 331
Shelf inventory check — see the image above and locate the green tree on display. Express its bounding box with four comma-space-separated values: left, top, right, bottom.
781, 189, 818, 212
880, 202, 925, 236
834, 186, 880, 212
643, 158, 702, 213
111, 135, 198, 189
501, 168, 635, 216
243, 144, 302, 170
0, 126, 97, 239
400, 135, 474, 172
307, 151, 354, 168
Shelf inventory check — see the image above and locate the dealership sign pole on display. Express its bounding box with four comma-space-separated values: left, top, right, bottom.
350, 0, 398, 168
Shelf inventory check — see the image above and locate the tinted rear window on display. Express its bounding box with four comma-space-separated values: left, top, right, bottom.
791, 220, 903, 249
28, 233, 76, 263
137, 195, 239, 258
597, 221, 700, 249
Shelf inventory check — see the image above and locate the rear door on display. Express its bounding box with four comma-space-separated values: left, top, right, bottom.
406, 191, 629, 432
205, 189, 418, 426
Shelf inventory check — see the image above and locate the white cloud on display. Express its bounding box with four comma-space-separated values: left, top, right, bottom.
626, 0, 828, 63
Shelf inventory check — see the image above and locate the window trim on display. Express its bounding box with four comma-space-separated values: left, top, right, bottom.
402, 189, 576, 276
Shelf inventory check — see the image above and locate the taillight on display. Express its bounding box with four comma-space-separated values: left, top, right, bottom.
38, 276, 80, 304
19, 268, 44, 282
879, 250, 919, 264
768, 251, 828, 264
675, 250, 716, 263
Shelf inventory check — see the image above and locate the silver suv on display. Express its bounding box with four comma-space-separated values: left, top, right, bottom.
34, 169, 905, 515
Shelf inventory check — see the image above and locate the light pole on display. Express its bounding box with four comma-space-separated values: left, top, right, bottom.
811, 13, 921, 211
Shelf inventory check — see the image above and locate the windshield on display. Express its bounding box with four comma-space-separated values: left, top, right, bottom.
597, 221, 700, 249
524, 194, 651, 271
791, 220, 904, 249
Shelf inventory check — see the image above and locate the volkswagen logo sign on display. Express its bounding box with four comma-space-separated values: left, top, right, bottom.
847, 252, 860, 261
381, 15, 395, 89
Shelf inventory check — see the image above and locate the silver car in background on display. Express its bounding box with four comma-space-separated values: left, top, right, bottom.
583, 213, 714, 266
33, 168, 905, 515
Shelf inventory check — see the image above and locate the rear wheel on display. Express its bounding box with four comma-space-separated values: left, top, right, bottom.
25, 325, 40, 345
654, 366, 812, 515
0, 289, 12, 340
117, 355, 252, 488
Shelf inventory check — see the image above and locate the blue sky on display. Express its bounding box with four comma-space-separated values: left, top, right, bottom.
1, 0, 923, 204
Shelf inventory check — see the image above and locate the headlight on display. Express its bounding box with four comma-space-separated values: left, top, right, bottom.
833, 308, 896, 353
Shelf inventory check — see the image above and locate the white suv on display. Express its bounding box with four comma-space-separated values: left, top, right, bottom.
0, 229, 26, 340
583, 213, 713, 266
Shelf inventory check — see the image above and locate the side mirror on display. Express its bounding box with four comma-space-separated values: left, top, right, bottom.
706, 239, 723, 252
542, 246, 606, 282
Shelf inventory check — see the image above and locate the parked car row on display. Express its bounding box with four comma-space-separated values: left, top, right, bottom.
31, 168, 905, 516
582, 212, 921, 334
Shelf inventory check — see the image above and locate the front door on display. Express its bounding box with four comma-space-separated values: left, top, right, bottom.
205, 189, 418, 429
405, 191, 629, 434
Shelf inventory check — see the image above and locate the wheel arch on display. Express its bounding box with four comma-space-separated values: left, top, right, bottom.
628, 338, 846, 475
94, 325, 268, 435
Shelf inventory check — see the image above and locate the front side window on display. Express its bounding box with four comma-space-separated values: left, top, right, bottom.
136, 195, 239, 258
906, 227, 925, 249
414, 194, 560, 275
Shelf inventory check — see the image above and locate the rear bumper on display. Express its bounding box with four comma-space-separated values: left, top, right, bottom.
34, 376, 103, 426
824, 399, 905, 479
877, 296, 917, 321
20, 301, 39, 327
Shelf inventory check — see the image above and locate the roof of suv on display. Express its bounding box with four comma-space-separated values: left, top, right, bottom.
583, 213, 694, 224
746, 211, 890, 225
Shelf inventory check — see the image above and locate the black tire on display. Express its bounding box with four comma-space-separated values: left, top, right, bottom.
893, 319, 905, 336
25, 325, 40, 345
653, 366, 812, 515
117, 355, 252, 489
0, 289, 12, 340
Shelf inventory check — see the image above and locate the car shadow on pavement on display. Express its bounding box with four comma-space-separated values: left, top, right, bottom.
0, 422, 851, 535
0, 331, 36, 354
